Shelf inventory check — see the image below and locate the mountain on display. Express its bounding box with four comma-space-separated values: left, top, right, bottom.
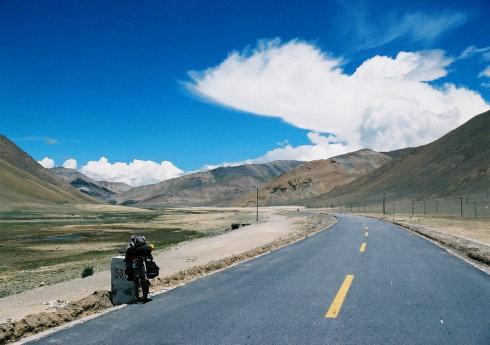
382, 147, 416, 160
113, 160, 303, 207
50, 167, 116, 202
234, 149, 392, 206
99, 181, 133, 194
310, 110, 490, 206
0, 135, 97, 209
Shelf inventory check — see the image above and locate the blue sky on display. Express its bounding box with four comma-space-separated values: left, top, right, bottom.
1, 0, 489, 185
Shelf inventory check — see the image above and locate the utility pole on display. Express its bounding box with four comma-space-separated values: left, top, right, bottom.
474, 202, 477, 219
459, 196, 463, 218
392, 201, 395, 215
423, 201, 426, 215
467, 192, 469, 205
331, 203, 334, 210
436, 199, 438, 214
256, 188, 259, 222
382, 193, 386, 215
411, 199, 415, 216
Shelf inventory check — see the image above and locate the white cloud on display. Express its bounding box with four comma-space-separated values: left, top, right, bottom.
459, 46, 490, 60
62, 158, 77, 169
385, 12, 466, 45
37, 157, 55, 169
479, 66, 490, 78
80, 157, 184, 187
17, 137, 58, 145
201, 132, 352, 171
189, 40, 489, 159
252, 133, 351, 162
344, 8, 467, 50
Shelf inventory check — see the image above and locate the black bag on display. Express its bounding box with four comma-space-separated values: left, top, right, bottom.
146, 260, 159, 279
125, 235, 147, 261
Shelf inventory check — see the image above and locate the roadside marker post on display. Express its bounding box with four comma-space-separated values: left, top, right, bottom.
111, 256, 137, 305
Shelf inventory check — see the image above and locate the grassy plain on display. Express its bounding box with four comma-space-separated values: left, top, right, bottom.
0, 205, 258, 297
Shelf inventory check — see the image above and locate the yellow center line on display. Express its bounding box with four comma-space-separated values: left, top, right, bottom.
325, 275, 355, 318
359, 242, 367, 252
365, 231, 368, 237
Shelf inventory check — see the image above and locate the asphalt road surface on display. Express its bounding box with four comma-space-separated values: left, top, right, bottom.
28, 214, 490, 345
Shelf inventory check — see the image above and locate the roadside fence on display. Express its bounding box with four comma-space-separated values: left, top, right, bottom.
325, 188, 490, 219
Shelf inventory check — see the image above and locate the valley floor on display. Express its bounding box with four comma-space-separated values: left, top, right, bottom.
0, 206, 331, 324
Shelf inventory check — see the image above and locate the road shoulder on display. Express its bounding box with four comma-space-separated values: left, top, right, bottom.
367, 215, 490, 274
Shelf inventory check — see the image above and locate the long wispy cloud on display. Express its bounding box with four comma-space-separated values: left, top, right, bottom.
458, 46, 490, 60
16, 136, 58, 145
339, 2, 468, 50
188, 39, 489, 164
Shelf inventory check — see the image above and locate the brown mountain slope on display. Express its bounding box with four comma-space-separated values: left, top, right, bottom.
99, 181, 133, 194
234, 149, 392, 206
0, 135, 98, 209
114, 160, 303, 207
309, 109, 490, 206
50, 167, 116, 201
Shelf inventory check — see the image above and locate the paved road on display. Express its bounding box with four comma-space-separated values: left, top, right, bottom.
28, 214, 490, 345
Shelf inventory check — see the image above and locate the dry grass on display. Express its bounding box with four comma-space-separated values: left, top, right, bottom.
0, 207, 259, 297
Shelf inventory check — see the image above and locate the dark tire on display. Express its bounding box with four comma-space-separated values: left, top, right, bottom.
138, 262, 149, 301
141, 279, 149, 301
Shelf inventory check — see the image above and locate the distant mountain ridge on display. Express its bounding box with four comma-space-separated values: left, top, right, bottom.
50, 167, 118, 202
99, 181, 133, 194
113, 160, 303, 207
234, 149, 392, 206
2, 110, 487, 210
0, 135, 98, 209
309, 110, 490, 206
